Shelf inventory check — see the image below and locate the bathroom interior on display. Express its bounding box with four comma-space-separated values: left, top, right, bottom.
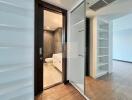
43, 10, 63, 89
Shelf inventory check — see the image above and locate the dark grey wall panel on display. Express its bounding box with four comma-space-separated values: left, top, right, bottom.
43, 30, 54, 59
53, 28, 62, 53
43, 28, 62, 59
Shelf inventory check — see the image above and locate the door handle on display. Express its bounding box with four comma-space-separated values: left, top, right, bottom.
39, 47, 43, 61
39, 47, 43, 55
40, 57, 44, 61
78, 29, 84, 32
78, 54, 84, 57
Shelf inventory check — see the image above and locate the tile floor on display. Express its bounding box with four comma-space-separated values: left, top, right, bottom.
43, 63, 62, 88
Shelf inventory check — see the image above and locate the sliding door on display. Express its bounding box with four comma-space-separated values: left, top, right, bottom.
0, 0, 34, 100
68, 1, 86, 92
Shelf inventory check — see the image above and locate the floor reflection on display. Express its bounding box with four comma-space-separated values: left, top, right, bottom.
85, 60, 132, 100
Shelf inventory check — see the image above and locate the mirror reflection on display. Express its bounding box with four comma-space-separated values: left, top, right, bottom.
85, 0, 132, 100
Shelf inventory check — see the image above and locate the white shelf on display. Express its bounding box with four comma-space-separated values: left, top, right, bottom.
98, 47, 108, 48
96, 18, 109, 78
97, 29, 108, 32
97, 55, 108, 57
98, 38, 108, 40
98, 63, 108, 67
96, 70, 108, 78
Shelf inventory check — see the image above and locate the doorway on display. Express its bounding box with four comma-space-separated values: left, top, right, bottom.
35, 1, 68, 95
43, 10, 63, 89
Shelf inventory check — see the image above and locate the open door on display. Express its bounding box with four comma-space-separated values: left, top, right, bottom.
35, 1, 67, 95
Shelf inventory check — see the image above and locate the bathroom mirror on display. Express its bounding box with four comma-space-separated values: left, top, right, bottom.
85, 0, 132, 100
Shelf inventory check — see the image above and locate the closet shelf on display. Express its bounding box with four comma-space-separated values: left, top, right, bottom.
98, 63, 108, 67
98, 38, 108, 40
97, 55, 108, 57
96, 19, 109, 78
96, 70, 108, 78
98, 47, 108, 48
97, 29, 108, 32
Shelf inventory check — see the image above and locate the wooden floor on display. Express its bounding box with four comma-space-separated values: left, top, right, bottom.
85, 61, 132, 100
35, 83, 86, 100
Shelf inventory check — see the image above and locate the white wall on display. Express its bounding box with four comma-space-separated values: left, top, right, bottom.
109, 21, 113, 73
89, 17, 97, 78
113, 13, 132, 62
0, 0, 34, 99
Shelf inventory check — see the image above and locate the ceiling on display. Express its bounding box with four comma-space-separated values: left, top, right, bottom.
42, 0, 79, 10
86, 0, 132, 21
44, 10, 62, 31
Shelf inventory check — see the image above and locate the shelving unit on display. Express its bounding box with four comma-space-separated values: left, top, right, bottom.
96, 19, 109, 78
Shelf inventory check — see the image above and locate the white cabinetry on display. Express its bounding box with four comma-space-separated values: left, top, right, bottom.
96, 19, 109, 78
90, 17, 109, 78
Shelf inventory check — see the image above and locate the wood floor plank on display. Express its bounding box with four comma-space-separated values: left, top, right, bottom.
85, 61, 132, 100
35, 83, 86, 100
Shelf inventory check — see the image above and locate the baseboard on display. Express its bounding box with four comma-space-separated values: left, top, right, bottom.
64, 80, 69, 84
70, 81, 90, 100
113, 59, 132, 63
44, 82, 62, 90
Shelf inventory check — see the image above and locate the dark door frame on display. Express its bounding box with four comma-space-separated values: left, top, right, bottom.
85, 18, 90, 76
35, 0, 68, 96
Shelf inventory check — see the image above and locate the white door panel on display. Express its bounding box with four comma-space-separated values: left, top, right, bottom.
68, 1, 85, 92
71, 2, 85, 25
